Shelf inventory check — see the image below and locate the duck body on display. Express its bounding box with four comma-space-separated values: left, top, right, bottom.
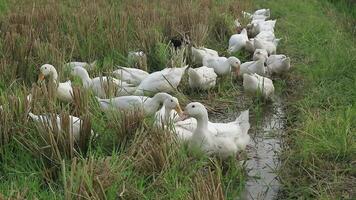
245, 39, 256, 53
182, 102, 250, 159
154, 96, 182, 128
255, 31, 276, 43
38, 64, 73, 102
240, 59, 266, 76
267, 55, 291, 75
71, 66, 135, 98
254, 38, 276, 55
28, 112, 94, 141
228, 29, 249, 53
57, 81, 74, 102
134, 66, 187, 95
191, 47, 219, 65
253, 8, 270, 18
243, 73, 274, 99
256, 20, 276, 33
65, 61, 96, 71
96, 92, 173, 115
249, 20, 276, 36
253, 49, 269, 63
188, 66, 217, 90
127, 51, 148, 71
113, 67, 149, 85
203, 56, 241, 76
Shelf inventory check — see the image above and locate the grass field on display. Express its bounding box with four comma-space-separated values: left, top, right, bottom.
260, 0, 356, 199
0, 0, 355, 199
0, 0, 253, 199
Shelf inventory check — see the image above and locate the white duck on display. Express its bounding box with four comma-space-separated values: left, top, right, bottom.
253, 8, 270, 19
243, 73, 274, 99
255, 31, 276, 43
254, 38, 277, 55
245, 39, 256, 53
203, 56, 241, 76
127, 51, 148, 71
249, 20, 276, 36
96, 92, 182, 116
228, 29, 249, 54
65, 61, 97, 71
250, 14, 268, 27
181, 102, 250, 159
267, 55, 291, 75
243, 9, 270, 20
112, 67, 149, 86
188, 66, 217, 90
240, 59, 266, 76
134, 66, 188, 95
38, 64, 73, 102
191, 46, 219, 65
253, 49, 269, 63
71, 66, 136, 98
256, 20, 276, 35
154, 96, 182, 128
174, 111, 250, 143
28, 112, 95, 141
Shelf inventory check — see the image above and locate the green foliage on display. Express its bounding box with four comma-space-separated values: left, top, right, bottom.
257, 0, 356, 198
0, 0, 252, 199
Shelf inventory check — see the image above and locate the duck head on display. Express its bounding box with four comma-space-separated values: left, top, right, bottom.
38, 64, 56, 82
163, 96, 183, 116
227, 57, 241, 77
182, 102, 208, 120
253, 49, 268, 62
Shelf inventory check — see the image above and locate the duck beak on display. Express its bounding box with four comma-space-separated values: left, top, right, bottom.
38, 73, 45, 82
178, 110, 189, 121
174, 104, 183, 116
235, 64, 241, 77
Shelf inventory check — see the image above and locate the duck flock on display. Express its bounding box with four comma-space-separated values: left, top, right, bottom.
5, 8, 291, 160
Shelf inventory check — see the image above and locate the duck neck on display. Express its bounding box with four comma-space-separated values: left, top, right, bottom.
145, 93, 169, 113
195, 111, 209, 131
50, 67, 59, 83
164, 105, 172, 123
77, 69, 92, 88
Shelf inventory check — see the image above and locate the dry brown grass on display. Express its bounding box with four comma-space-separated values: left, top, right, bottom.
190, 166, 225, 200
63, 157, 118, 200
0, 0, 252, 198
128, 127, 179, 176
0, 0, 251, 83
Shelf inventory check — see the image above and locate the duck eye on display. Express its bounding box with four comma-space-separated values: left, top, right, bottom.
192, 105, 195, 108
170, 99, 173, 102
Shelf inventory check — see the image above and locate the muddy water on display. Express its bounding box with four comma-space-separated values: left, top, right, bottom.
242, 98, 285, 200
208, 95, 285, 200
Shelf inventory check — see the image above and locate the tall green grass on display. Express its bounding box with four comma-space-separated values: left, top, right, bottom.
0, 0, 253, 199
258, 0, 356, 198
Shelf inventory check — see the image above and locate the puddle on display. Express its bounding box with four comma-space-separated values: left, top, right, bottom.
207, 95, 285, 200
242, 98, 285, 200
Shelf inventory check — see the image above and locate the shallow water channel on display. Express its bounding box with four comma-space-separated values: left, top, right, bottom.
209, 96, 286, 200
242, 98, 285, 200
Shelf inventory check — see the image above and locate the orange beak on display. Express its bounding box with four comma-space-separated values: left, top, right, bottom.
178, 110, 189, 121
38, 73, 45, 82
235, 64, 241, 77
174, 104, 183, 116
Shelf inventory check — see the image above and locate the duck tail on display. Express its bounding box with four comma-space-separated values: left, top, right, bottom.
95, 96, 111, 110
89, 60, 97, 69
241, 28, 247, 36
273, 38, 281, 47
235, 110, 250, 135
28, 112, 39, 121
188, 68, 200, 82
